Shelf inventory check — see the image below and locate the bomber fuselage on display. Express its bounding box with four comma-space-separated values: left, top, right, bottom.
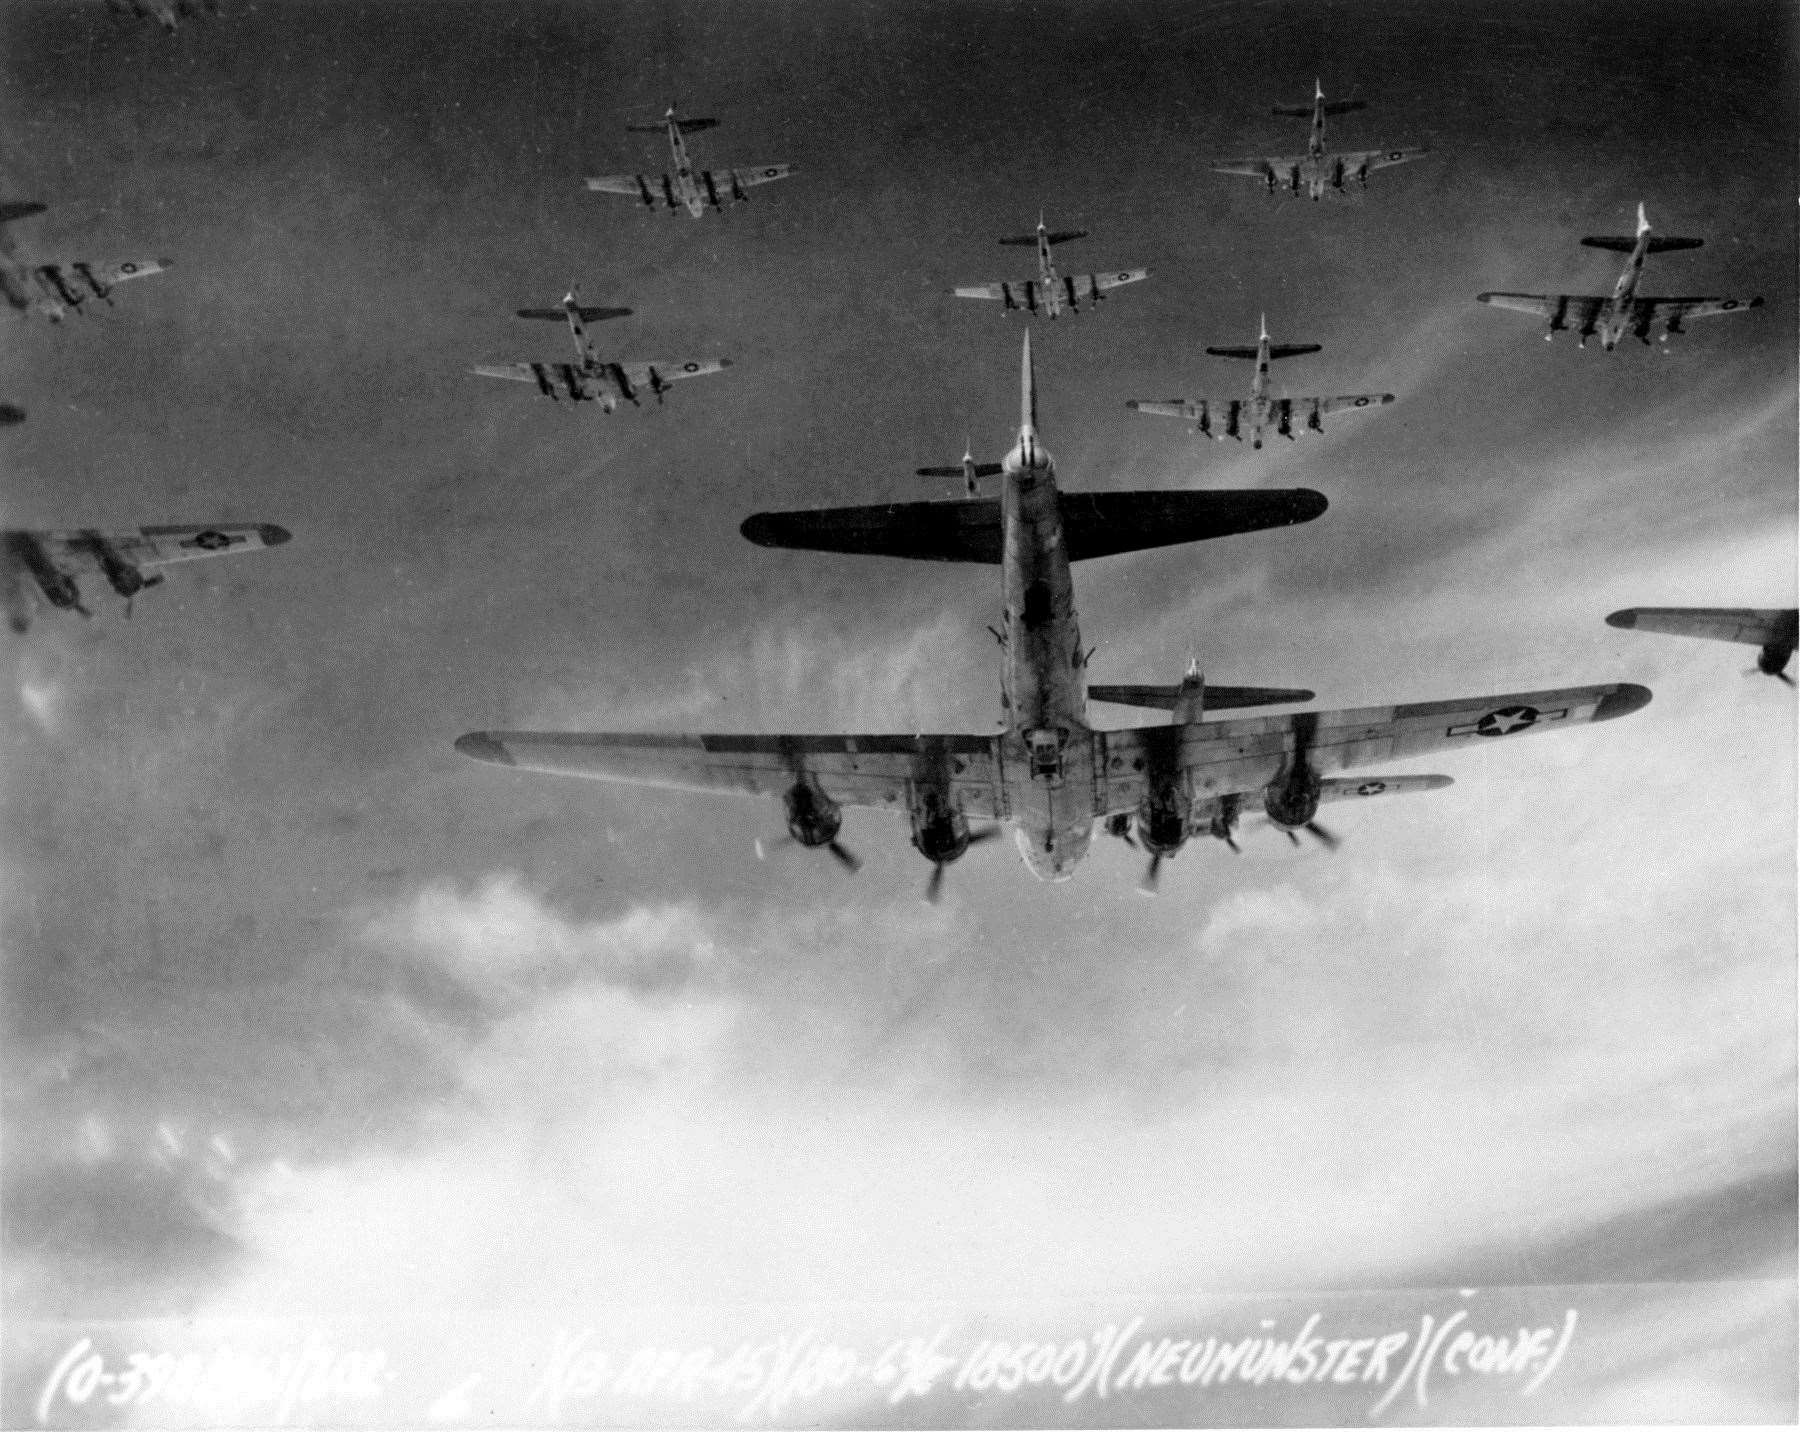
996, 394, 1092, 882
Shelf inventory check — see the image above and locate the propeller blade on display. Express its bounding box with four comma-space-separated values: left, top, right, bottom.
1224, 833, 1241, 854
1138, 853, 1163, 896
826, 840, 862, 873
1779, 670, 1796, 688
1303, 820, 1341, 851
967, 825, 1002, 848
925, 862, 946, 904
1283, 828, 1299, 847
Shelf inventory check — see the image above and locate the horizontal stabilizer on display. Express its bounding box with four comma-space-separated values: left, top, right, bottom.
1581, 235, 1704, 253
1206, 343, 1321, 361
917, 463, 1004, 478
627, 117, 719, 133
1089, 683, 1314, 711
1272, 100, 1365, 116
516, 305, 632, 322
0, 201, 47, 224
1000, 229, 1086, 246
740, 489, 1326, 564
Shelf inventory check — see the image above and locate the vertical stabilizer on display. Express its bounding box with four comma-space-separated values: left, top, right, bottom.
1020, 328, 1036, 436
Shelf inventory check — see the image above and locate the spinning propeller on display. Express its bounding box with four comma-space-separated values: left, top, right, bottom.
1103, 813, 1164, 894
755, 832, 862, 873
1279, 820, 1340, 851
924, 825, 1000, 904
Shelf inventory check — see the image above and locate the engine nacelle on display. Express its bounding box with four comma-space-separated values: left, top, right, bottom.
1664, 312, 1686, 339
1134, 792, 1189, 859
783, 780, 843, 849
4, 532, 83, 613
1759, 640, 1795, 678
1206, 793, 1244, 845
1263, 763, 1322, 830
910, 801, 972, 867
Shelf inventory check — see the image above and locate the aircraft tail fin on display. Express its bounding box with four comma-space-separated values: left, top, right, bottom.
1020, 328, 1036, 434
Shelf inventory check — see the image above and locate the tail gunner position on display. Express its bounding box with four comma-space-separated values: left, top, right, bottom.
457, 335, 1649, 892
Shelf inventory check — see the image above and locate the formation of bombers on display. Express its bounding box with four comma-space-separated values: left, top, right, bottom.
10, 43, 1786, 895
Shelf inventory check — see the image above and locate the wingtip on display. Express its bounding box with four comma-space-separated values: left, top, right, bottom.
1593, 683, 1652, 721
455, 731, 516, 766
1604, 609, 1639, 630
1475, 292, 1496, 304
739, 513, 780, 547
1292, 488, 1329, 522
258, 524, 292, 547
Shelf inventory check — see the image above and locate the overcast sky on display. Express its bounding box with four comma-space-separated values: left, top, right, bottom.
2, 0, 1794, 1424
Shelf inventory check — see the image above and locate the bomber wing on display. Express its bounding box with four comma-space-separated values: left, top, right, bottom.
1126, 397, 1245, 439
713, 164, 794, 191
34, 523, 290, 569
1095, 683, 1651, 820
1313, 773, 1453, 805
455, 731, 1003, 819
1606, 607, 1795, 648
1080, 267, 1149, 294
1211, 156, 1300, 180
740, 488, 1325, 564
1477, 292, 1606, 329
953, 279, 1043, 311
1334, 145, 1430, 175
1631, 295, 1763, 326
473, 358, 729, 402
80, 258, 170, 289
615, 357, 731, 390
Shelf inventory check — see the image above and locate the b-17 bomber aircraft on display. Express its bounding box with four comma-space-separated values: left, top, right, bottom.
1479, 204, 1763, 349
0, 203, 170, 323
458, 333, 1650, 894
472, 286, 729, 410
1607, 607, 1797, 685
1212, 81, 1428, 200
105, 0, 218, 32
951, 214, 1148, 318
1126, 315, 1394, 450
2, 523, 290, 633
585, 107, 793, 218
